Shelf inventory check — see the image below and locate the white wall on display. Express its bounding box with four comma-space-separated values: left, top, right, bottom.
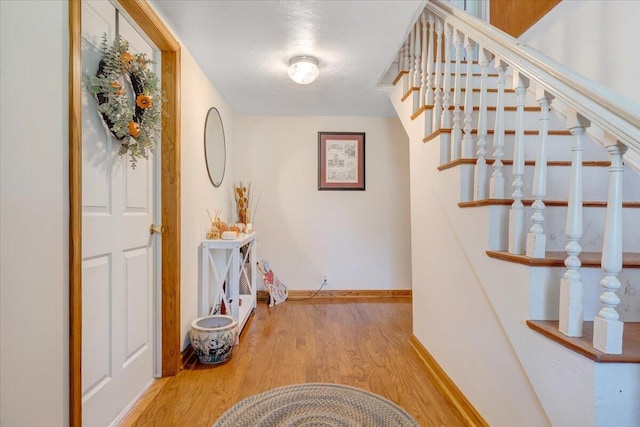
179, 47, 235, 349
520, 0, 640, 105
235, 116, 411, 291
1, 1, 69, 425
0, 2, 237, 424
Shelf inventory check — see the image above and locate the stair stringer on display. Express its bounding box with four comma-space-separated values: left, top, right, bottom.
399, 97, 551, 424
401, 95, 640, 425
432, 133, 640, 427
393, 83, 640, 425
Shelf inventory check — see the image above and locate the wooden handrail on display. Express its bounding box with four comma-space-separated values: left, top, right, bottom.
423, 0, 639, 155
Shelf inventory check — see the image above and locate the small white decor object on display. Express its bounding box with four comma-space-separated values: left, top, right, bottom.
190, 315, 238, 364
221, 230, 238, 240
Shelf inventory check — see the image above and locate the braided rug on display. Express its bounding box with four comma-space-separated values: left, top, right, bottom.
213, 383, 418, 427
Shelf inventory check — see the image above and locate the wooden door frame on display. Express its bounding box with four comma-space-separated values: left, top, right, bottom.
69, 0, 181, 425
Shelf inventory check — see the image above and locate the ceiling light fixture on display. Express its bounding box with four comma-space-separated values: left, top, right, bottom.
288, 56, 319, 85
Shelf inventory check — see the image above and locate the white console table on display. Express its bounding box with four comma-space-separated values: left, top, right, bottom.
201, 232, 257, 336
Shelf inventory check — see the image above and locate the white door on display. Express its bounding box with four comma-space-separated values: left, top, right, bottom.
81, 2, 160, 425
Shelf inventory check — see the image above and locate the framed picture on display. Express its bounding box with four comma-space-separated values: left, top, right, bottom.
318, 132, 365, 191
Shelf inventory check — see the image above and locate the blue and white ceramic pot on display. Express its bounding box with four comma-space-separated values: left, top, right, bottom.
190, 315, 238, 364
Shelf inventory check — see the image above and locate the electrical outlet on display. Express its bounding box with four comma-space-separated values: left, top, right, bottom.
323, 273, 328, 283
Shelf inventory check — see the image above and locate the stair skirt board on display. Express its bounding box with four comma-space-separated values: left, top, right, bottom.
410, 335, 489, 427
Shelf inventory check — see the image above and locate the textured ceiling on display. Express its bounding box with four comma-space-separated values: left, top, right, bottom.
149, 0, 424, 117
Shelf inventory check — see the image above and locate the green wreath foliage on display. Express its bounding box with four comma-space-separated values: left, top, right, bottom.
88, 34, 164, 168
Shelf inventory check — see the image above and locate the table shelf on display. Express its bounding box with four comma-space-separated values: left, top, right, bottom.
201, 233, 258, 338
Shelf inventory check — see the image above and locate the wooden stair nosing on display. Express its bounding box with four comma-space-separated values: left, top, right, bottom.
411, 104, 434, 121
486, 250, 640, 268
401, 87, 421, 102
438, 158, 610, 171
527, 320, 640, 363
458, 199, 640, 208
393, 70, 409, 86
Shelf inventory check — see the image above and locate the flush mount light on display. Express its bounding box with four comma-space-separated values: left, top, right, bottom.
288, 56, 319, 85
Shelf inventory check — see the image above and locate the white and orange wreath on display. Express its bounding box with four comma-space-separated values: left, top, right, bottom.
88, 34, 164, 168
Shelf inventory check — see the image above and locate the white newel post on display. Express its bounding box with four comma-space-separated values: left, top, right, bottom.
489, 58, 506, 198
412, 22, 422, 112
473, 47, 490, 200
424, 13, 436, 134
419, 14, 428, 111
526, 88, 554, 258
559, 110, 590, 337
462, 36, 475, 158
439, 22, 453, 165
451, 29, 463, 160
432, 18, 444, 133
593, 137, 627, 354
508, 72, 529, 254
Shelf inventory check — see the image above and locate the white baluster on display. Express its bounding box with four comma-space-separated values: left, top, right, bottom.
432, 18, 444, 132
526, 88, 554, 258
559, 110, 590, 337
593, 137, 627, 354
438, 22, 453, 165
489, 58, 506, 198
402, 40, 410, 94
413, 23, 421, 89
462, 36, 475, 158
419, 13, 428, 111
473, 47, 490, 200
508, 72, 529, 254
407, 25, 415, 95
451, 29, 463, 160
441, 23, 453, 130
424, 13, 436, 133
412, 22, 422, 112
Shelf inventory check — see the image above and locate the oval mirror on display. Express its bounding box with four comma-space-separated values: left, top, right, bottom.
204, 107, 226, 187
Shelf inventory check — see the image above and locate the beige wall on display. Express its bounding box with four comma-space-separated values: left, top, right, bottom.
235, 115, 411, 291
1, 1, 70, 425
0, 1, 237, 423
179, 47, 236, 350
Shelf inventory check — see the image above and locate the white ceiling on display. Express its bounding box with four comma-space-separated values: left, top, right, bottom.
149, 0, 424, 117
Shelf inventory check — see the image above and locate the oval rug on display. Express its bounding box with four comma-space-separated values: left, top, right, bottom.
213, 383, 418, 427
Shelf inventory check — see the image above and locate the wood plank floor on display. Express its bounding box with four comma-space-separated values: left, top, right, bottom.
120, 298, 465, 426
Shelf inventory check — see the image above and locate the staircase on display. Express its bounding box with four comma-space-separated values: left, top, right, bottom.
389, 2, 640, 426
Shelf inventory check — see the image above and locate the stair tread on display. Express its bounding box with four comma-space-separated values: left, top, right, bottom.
459, 199, 640, 208
438, 158, 609, 171
527, 320, 640, 363
486, 250, 640, 268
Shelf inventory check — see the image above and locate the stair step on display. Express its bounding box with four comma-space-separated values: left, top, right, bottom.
527, 320, 640, 363
438, 158, 609, 171
422, 127, 571, 143
459, 199, 640, 208
485, 250, 640, 268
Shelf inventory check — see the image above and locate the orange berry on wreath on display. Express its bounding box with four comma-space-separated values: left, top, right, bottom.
128, 121, 141, 138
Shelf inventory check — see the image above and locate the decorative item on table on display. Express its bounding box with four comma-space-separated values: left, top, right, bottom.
257, 260, 288, 307
233, 182, 260, 231
206, 208, 230, 240
87, 34, 166, 169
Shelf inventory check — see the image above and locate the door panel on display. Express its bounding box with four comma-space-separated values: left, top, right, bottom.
81, 1, 159, 425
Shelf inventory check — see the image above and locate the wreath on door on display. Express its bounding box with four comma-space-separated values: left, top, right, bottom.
88, 34, 164, 168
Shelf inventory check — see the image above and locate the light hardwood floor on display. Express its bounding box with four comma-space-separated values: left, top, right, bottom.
120, 298, 465, 426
